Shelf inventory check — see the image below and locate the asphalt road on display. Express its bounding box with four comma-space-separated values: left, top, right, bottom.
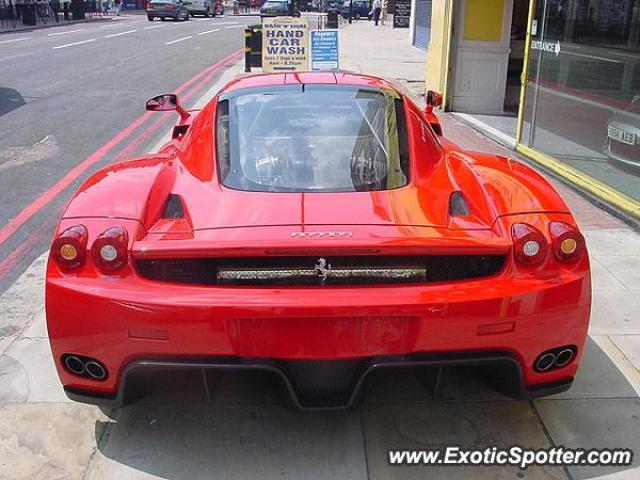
0, 13, 254, 293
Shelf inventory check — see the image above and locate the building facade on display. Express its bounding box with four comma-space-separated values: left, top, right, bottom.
426, 0, 640, 220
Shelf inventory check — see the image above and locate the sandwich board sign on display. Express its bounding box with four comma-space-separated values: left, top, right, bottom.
262, 17, 310, 72
311, 29, 339, 71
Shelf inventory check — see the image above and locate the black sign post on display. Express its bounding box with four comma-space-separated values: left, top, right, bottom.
393, 0, 411, 28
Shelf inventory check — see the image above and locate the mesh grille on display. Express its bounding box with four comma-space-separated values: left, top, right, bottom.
136, 255, 506, 287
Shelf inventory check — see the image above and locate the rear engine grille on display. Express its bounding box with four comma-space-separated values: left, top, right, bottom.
136, 255, 506, 286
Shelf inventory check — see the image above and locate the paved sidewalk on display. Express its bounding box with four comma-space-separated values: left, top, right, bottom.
338, 19, 425, 85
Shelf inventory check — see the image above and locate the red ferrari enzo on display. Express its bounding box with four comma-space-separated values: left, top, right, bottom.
46, 72, 591, 409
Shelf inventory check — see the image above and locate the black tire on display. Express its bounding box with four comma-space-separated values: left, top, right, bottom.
160, 16, 166, 21
147, 15, 154, 21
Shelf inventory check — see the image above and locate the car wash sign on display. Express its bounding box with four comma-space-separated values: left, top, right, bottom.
262, 17, 310, 72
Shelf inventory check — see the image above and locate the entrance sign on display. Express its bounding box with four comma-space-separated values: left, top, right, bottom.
311, 29, 339, 71
394, 0, 411, 28
531, 40, 561, 57
262, 17, 310, 72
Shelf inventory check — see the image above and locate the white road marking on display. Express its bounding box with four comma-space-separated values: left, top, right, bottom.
225, 25, 245, 29
104, 29, 137, 38
0, 37, 29, 45
52, 38, 96, 49
47, 28, 85, 36
212, 21, 239, 25
144, 24, 167, 29
197, 28, 220, 35
165, 35, 192, 45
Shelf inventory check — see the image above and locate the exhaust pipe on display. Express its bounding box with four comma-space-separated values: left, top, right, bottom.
555, 348, 574, 367
535, 352, 556, 372
64, 355, 86, 375
85, 361, 107, 380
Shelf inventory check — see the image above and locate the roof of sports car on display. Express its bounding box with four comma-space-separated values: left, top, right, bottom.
219, 71, 399, 96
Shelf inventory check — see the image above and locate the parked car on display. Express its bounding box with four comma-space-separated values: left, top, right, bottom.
146, 0, 190, 21
46, 72, 591, 409
340, 0, 370, 19
604, 95, 640, 172
260, 0, 300, 17
181, 0, 215, 16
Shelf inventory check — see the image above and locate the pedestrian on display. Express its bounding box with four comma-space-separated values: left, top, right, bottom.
114, 0, 120, 15
372, 0, 380, 26
380, 0, 387, 25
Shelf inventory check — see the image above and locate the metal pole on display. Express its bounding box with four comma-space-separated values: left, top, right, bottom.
528, 0, 548, 147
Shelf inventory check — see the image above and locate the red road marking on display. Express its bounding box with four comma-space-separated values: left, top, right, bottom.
0, 49, 243, 283
114, 50, 242, 162
0, 221, 53, 280
0, 49, 242, 250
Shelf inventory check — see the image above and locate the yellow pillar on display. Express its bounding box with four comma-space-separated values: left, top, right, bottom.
425, 0, 454, 107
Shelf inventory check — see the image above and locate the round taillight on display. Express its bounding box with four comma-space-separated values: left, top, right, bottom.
51, 225, 88, 270
91, 226, 129, 271
511, 223, 548, 266
549, 221, 585, 263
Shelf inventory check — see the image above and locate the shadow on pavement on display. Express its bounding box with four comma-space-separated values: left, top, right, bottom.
91, 338, 639, 480
0, 87, 26, 117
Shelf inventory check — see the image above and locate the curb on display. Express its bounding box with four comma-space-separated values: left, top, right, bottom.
0, 16, 116, 35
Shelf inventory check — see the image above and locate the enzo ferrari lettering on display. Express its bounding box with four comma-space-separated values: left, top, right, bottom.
291, 232, 353, 238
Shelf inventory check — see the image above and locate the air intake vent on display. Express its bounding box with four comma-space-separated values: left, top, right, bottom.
449, 191, 470, 216
162, 194, 184, 219
136, 255, 506, 287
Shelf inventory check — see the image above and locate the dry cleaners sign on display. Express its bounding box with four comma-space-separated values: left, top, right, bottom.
262, 17, 310, 72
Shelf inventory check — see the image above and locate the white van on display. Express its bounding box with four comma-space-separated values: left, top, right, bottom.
182, 0, 215, 17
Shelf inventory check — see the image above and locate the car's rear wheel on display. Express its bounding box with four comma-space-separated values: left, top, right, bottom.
147, 15, 154, 21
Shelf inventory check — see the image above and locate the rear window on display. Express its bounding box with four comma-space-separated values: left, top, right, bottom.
215, 85, 410, 192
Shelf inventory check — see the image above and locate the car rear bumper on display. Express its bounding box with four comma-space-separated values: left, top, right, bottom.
47, 265, 590, 407
63, 353, 574, 410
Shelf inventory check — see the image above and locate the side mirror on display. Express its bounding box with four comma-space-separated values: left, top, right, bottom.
426, 90, 443, 108
146, 93, 178, 112
421, 90, 443, 136
146, 93, 189, 121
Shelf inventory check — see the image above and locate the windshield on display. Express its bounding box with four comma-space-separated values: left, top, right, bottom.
216, 85, 409, 192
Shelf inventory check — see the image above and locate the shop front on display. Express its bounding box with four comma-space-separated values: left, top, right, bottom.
426, 0, 640, 220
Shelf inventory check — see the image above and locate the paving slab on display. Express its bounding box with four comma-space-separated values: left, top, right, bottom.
20, 307, 48, 339
0, 403, 109, 480
552, 337, 638, 400
0, 336, 69, 403
534, 398, 640, 479
582, 229, 640, 256
611, 335, 640, 371
589, 292, 640, 335
589, 257, 628, 292
594, 256, 640, 292
362, 402, 567, 480
86, 405, 367, 480
0, 254, 46, 340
